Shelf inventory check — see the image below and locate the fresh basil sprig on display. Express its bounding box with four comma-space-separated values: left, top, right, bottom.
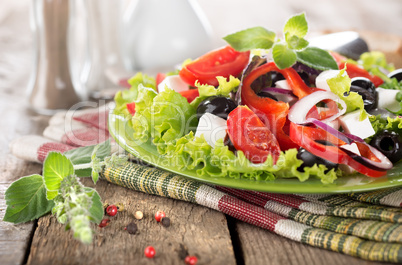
3, 139, 125, 244
223, 13, 338, 70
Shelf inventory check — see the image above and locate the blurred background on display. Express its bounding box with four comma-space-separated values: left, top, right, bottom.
0, 0, 401, 103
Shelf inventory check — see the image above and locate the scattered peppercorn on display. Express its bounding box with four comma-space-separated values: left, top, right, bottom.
125, 222, 138, 234
106, 205, 118, 216
134, 211, 144, 220
185, 255, 198, 265
116, 202, 125, 212
161, 217, 170, 227
99, 218, 110, 228
155, 210, 166, 222
144, 246, 156, 258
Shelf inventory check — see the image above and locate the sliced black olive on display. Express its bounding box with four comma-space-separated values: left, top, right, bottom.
369, 130, 402, 163
388, 69, 402, 82
296, 148, 338, 173
196, 96, 237, 120
349, 85, 377, 111
351, 77, 376, 92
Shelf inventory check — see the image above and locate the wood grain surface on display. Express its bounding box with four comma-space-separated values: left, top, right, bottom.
27, 178, 236, 265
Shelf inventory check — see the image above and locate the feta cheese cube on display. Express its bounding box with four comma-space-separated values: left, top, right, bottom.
376, 87, 400, 112
340, 143, 361, 155
158, 75, 189, 93
194, 113, 227, 148
338, 110, 375, 139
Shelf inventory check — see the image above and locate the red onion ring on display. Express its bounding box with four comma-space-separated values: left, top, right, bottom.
261, 87, 295, 95
288, 91, 347, 124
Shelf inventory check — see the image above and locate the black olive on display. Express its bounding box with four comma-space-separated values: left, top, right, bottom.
257, 91, 278, 101
369, 130, 402, 163
351, 77, 376, 92
388, 69, 402, 82
296, 148, 338, 173
196, 96, 237, 120
224, 134, 237, 153
349, 85, 378, 111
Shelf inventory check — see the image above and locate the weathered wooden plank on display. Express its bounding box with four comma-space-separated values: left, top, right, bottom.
234, 221, 390, 265
0, 157, 44, 265
27, 178, 237, 265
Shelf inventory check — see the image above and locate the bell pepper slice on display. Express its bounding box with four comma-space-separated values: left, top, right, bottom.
241, 62, 319, 150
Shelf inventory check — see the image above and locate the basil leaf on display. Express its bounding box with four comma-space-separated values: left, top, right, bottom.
286, 34, 309, 50
3, 174, 54, 223
43, 152, 74, 200
64, 139, 111, 166
223, 26, 276, 51
272, 43, 297, 69
84, 187, 103, 224
284, 13, 308, 38
296, 47, 338, 70
64, 140, 111, 177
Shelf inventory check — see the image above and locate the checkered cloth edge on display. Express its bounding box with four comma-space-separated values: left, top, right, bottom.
100, 162, 402, 263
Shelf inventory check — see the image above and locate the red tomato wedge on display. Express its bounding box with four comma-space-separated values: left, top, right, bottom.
126, 102, 136, 116
179, 46, 250, 87
156, 73, 166, 87
179, 89, 199, 103
227, 106, 281, 164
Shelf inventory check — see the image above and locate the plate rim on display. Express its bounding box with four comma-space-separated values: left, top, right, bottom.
109, 112, 402, 194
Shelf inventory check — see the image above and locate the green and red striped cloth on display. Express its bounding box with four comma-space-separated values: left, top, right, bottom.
101, 162, 402, 263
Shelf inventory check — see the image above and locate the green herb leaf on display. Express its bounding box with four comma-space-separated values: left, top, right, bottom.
283, 13, 308, 39
43, 152, 74, 200
272, 43, 297, 69
286, 34, 309, 50
3, 174, 54, 223
223, 26, 276, 51
64, 140, 111, 177
84, 188, 103, 224
296, 47, 338, 70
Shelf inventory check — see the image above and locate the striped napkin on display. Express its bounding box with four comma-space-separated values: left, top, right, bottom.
10, 106, 402, 263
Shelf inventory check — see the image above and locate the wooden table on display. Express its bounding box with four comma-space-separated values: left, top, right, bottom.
1, 2, 400, 265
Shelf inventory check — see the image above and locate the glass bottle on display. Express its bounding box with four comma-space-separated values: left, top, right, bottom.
28, 0, 81, 115
121, 0, 213, 71
75, 0, 129, 100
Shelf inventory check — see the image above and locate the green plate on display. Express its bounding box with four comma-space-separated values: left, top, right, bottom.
109, 113, 402, 194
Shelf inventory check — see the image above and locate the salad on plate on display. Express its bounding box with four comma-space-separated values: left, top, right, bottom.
112, 13, 402, 186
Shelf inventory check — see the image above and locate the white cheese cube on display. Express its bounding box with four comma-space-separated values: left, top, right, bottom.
194, 113, 227, 148
315, 70, 347, 91
158, 75, 189, 93
338, 110, 375, 140
376, 87, 400, 112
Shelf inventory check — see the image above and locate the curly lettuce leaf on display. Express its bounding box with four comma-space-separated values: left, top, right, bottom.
369, 115, 402, 137
327, 68, 367, 120
132, 86, 197, 153
113, 73, 156, 116
359, 51, 394, 80
163, 133, 340, 184
190, 76, 240, 108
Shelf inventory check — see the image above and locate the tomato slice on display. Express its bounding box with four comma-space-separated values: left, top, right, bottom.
179, 89, 199, 103
156, 73, 166, 87
179, 46, 250, 87
227, 106, 281, 164
289, 122, 387, 177
126, 102, 136, 116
